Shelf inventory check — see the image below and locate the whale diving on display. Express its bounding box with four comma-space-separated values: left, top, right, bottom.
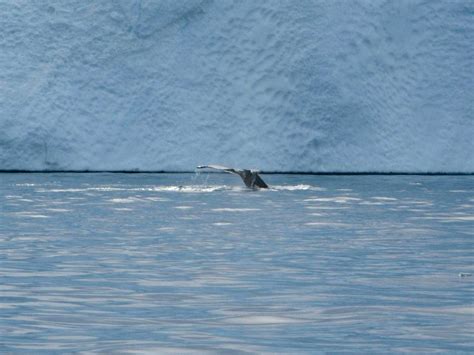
196, 165, 269, 189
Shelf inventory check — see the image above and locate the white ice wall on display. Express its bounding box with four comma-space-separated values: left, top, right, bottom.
1, 0, 473, 172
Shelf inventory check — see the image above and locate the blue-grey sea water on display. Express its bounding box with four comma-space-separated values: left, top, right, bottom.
1, 173, 473, 353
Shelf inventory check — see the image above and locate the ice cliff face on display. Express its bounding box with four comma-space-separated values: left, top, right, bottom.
1, 0, 473, 172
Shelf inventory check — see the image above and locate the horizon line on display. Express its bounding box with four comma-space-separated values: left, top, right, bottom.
0, 170, 473, 176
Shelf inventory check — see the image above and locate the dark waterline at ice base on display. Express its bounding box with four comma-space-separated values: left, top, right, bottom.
1, 173, 473, 353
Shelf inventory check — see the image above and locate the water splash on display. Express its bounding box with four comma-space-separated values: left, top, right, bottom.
37, 184, 323, 193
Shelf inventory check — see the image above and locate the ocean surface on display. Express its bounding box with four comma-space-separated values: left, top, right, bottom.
1, 173, 473, 353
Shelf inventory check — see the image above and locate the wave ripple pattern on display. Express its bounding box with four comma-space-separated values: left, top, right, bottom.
1, 173, 473, 352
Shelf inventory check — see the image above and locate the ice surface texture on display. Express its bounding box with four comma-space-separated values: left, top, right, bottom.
0, 0, 473, 172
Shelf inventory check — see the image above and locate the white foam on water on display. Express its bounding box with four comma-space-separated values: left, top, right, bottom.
305, 222, 350, 227
271, 184, 324, 191
304, 196, 362, 203
372, 197, 398, 201
304, 206, 349, 210
144, 185, 242, 193
223, 315, 308, 325
212, 208, 261, 212
108, 197, 142, 204
35, 184, 330, 194
10, 212, 50, 218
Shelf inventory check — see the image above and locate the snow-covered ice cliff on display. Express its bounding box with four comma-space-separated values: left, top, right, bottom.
1, 0, 473, 172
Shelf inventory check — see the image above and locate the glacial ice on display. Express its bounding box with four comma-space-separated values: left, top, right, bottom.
0, 0, 472, 172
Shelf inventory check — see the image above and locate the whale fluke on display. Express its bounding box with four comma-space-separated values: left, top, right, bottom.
196, 165, 268, 189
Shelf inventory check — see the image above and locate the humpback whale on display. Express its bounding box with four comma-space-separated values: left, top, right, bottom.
196, 165, 269, 189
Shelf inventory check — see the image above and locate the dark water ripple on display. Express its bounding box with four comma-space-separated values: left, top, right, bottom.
1, 173, 473, 353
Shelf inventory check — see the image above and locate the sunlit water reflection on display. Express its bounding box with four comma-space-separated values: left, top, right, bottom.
1, 173, 473, 353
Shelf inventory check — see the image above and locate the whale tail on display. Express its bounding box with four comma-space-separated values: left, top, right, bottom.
196, 165, 268, 189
